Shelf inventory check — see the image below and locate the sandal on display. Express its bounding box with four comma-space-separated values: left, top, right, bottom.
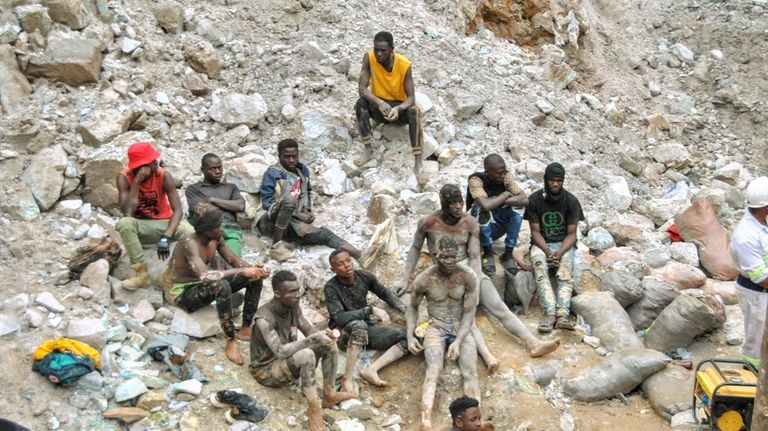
538, 315, 556, 333
555, 315, 574, 331
481, 255, 496, 275
501, 257, 518, 275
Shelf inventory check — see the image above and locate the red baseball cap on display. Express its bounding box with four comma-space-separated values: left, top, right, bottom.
127, 141, 161, 170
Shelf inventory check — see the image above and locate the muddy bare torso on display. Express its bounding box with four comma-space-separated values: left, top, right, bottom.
170, 235, 218, 283
415, 266, 475, 331
421, 212, 477, 263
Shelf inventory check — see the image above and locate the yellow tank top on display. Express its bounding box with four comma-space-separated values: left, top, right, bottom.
368, 51, 411, 102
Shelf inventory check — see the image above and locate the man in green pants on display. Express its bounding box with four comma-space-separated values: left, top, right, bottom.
186, 153, 246, 257
115, 141, 193, 290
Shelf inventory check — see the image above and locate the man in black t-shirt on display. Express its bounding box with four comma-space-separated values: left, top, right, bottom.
324, 249, 408, 393
524, 162, 584, 334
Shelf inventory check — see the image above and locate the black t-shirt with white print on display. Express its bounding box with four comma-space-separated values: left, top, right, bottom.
524, 189, 584, 243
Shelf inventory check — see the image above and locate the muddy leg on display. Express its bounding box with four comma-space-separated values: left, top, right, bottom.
421, 342, 444, 431
317, 343, 356, 407
288, 349, 324, 431
459, 336, 480, 402
471, 324, 499, 373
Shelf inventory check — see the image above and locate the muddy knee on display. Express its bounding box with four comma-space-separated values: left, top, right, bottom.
294, 348, 316, 367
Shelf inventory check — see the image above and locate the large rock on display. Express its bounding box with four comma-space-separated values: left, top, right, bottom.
671, 43, 695, 65
209, 93, 267, 128
0, 45, 32, 112
15, 5, 52, 35
584, 227, 615, 253
0, 314, 21, 337
448, 92, 484, 119
80, 259, 110, 302
27, 33, 103, 85
82, 132, 152, 212
713, 162, 742, 186
318, 159, 346, 196
77, 103, 141, 147
44, 0, 88, 30
651, 143, 691, 168
400, 190, 439, 214
226, 153, 270, 194
300, 110, 352, 164
65, 317, 107, 348
170, 306, 222, 338
20, 145, 67, 211
547, 62, 577, 90
604, 175, 632, 210
115, 378, 149, 402
670, 242, 699, 267
184, 42, 220, 79
645, 196, 690, 226
153, 2, 183, 34
0, 183, 41, 220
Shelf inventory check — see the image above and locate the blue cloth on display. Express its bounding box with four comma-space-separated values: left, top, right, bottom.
259, 163, 312, 211
471, 205, 523, 249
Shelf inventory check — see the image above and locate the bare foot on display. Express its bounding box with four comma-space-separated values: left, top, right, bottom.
236, 325, 252, 342
307, 403, 325, 431
340, 377, 357, 394
354, 146, 374, 166
360, 366, 387, 387
485, 355, 500, 374
529, 338, 561, 358
419, 421, 434, 431
321, 390, 356, 408
225, 339, 244, 365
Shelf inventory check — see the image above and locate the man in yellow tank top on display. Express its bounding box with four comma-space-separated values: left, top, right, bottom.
355, 31, 424, 177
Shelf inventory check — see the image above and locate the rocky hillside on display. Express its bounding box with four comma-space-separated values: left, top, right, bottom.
0, 0, 765, 429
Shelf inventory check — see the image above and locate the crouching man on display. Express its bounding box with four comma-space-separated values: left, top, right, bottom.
166, 203, 270, 364
250, 270, 356, 431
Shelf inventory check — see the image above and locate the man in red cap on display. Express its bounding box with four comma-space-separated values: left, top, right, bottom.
115, 142, 193, 290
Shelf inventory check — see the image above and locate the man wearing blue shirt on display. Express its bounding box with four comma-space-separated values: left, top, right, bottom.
258, 138, 361, 261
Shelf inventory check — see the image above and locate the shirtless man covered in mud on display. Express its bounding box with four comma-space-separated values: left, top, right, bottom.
407, 236, 479, 431
396, 184, 559, 359
166, 203, 270, 364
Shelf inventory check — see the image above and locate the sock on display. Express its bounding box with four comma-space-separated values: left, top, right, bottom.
501, 247, 514, 260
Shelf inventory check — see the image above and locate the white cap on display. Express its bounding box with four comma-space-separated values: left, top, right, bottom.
746, 176, 768, 208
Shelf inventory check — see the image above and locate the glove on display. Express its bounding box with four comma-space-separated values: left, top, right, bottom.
157, 235, 171, 260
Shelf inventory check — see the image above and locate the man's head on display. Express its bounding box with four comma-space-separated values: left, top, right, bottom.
373, 31, 394, 66
544, 162, 566, 196
440, 184, 464, 224
449, 396, 482, 431
127, 141, 161, 176
436, 235, 459, 274
191, 202, 224, 239
746, 176, 768, 221
201, 153, 223, 184
329, 249, 355, 279
272, 270, 301, 308
277, 138, 300, 172
483, 154, 507, 185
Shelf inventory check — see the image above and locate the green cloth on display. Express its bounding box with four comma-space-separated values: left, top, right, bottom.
115, 217, 194, 264
168, 280, 200, 304
222, 226, 243, 257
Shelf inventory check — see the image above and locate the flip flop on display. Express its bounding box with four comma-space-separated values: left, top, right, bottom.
481, 255, 496, 275
501, 257, 518, 275
555, 315, 574, 331
538, 315, 556, 333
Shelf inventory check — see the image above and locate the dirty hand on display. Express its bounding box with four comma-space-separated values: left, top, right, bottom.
309, 331, 334, 347
135, 166, 152, 182
377, 102, 392, 118
384, 106, 399, 121
446, 341, 461, 361
407, 337, 423, 355
302, 210, 315, 224
393, 280, 412, 297
156, 235, 171, 260
201, 270, 225, 284
370, 306, 390, 326
243, 265, 271, 280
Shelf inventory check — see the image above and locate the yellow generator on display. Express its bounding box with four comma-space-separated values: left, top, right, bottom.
692, 359, 758, 431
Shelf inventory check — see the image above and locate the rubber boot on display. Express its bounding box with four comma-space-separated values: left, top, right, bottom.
360, 345, 406, 387
122, 263, 150, 290
303, 387, 326, 431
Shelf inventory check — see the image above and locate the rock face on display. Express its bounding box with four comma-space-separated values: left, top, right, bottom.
26, 34, 103, 85
44, 0, 89, 30
20, 145, 67, 211
0, 45, 32, 112
153, 2, 184, 34
77, 104, 141, 147
209, 93, 267, 128
226, 153, 270, 194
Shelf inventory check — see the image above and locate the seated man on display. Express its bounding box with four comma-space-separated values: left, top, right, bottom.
250, 270, 355, 431
407, 236, 480, 431
115, 141, 193, 290
355, 31, 423, 176
524, 163, 584, 333
186, 153, 246, 257
324, 249, 408, 393
258, 138, 361, 261
466, 154, 528, 275
446, 396, 484, 431
166, 203, 270, 364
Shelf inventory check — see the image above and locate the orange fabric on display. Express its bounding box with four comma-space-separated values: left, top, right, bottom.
368, 51, 411, 102
120, 167, 173, 220
33, 337, 100, 369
